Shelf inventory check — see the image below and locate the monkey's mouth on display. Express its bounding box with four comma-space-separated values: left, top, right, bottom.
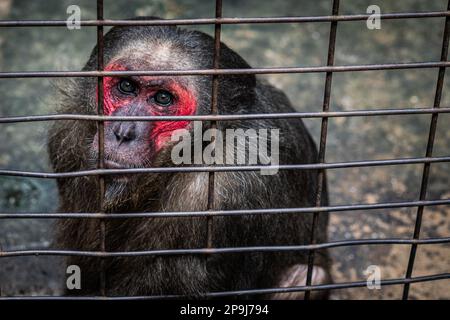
104, 160, 134, 182
104, 160, 129, 169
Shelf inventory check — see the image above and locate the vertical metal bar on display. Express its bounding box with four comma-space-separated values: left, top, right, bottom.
0, 241, 3, 296
304, 0, 340, 300
96, 0, 107, 296
402, 0, 450, 300
206, 0, 223, 249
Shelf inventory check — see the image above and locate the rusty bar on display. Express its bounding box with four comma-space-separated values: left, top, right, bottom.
206, 0, 223, 251
0, 61, 449, 78
1, 156, 450, 178
0, 272, 448, 300
1, 198, 450, 220
304, 0, 339, 300
0, 241, 2, 296
2, 107, 450, 123
402, 0, 450, 300
1, 237, 450, 259
96, 0, 107, 297
0, 11, 449, 27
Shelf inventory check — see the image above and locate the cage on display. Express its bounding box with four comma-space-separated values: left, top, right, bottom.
0, 0, 449, 300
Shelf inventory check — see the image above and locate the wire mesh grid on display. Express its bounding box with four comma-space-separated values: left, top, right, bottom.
0, 0, 449, 300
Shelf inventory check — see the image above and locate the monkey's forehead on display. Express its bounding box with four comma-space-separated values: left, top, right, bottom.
112, 42, 195, 71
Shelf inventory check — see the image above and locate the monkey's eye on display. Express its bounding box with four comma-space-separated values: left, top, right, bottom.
153, 90, 174, 106
117, 79, 137, 95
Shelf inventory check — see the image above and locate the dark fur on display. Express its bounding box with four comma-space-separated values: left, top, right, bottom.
48, 19, 330, 298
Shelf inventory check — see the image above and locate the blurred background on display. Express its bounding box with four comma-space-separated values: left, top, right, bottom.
0, 0, 449, 299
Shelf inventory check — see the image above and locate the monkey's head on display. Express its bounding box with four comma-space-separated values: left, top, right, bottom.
50, 18, 257, 209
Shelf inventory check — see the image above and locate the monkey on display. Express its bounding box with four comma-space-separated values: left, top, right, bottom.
48, 17, 331, 299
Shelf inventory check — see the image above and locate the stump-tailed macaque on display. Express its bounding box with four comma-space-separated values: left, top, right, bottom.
49, 17, 331, 298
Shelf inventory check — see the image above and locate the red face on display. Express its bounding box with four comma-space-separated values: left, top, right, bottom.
95, 60, 197, 169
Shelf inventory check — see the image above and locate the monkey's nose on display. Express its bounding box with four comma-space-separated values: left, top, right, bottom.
112, 122, 137, 143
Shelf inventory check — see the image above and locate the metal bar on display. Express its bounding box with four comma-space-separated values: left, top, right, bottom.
1, 198, 450, 220
2, 107, 450, 123
1, 272, 449, 300
96, 0, 107, 297
1, 156, 450, 178
402, 0, 450, 300
305, 0, 339, 300
0, 241, 2, 296
205, 0, 222, 257
0, 11, 449, 27
204, 273, 450, 298
0, 61, 449, 78
1, 237, 449, 258
0, 273, 448, 300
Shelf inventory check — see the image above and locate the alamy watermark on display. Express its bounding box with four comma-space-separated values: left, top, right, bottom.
364, 265, 381, 289
367, 5, 381, 30
66, 5, 81, 30
66, 265, 81, 290
170, 121, 280, 175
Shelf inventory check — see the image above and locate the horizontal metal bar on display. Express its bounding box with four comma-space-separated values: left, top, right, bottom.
1, 237, 449, 258
2, 107, 450, 123
0, 156, 449, 178
1, 198, 449, 219
0, 11, 449, 27
202, 273, 450, 298
0, 272, 448, 300
0, 61, 448, 78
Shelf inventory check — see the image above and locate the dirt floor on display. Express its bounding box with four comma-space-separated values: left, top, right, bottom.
0, 0, 449, 299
